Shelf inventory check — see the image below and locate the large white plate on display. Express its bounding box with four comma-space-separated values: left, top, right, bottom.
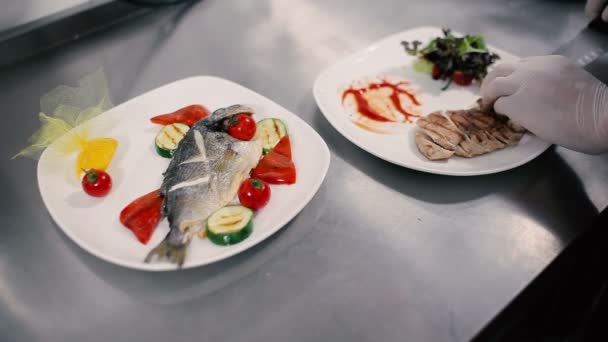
38, 76, 330, 271
313, 27, 551, 176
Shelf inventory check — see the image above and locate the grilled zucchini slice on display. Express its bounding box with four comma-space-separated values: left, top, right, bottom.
207, 206, 253, 245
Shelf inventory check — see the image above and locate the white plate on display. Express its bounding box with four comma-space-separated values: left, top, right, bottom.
313, 26, 551, 176
38, 76, 330, 271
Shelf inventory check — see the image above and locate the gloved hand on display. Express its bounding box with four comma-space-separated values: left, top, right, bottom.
480, 55, 608, 154
586, 0, 608, 21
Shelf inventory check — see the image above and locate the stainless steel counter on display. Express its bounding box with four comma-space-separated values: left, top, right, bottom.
2, 1, 608, 341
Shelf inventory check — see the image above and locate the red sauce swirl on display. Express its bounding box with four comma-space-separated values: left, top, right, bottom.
341, 80, 421, 123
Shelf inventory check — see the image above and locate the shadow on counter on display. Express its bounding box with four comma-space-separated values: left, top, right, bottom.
311, 97, 598, 245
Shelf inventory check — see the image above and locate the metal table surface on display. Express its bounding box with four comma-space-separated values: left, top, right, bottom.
2, 1, 608, 341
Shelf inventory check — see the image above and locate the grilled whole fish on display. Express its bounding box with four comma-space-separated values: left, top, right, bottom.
145, 105, 262, 266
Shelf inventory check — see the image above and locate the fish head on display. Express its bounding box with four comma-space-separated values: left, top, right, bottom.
194, 104, 256, 132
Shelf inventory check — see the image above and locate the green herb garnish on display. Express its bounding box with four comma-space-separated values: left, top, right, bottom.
402, 28, 500, 89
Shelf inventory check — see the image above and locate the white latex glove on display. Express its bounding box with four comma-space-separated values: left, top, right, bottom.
481, 55, 608, 154
586, 0, 608, 21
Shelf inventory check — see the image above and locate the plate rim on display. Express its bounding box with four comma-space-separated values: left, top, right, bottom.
313, 26, 551, 176
37, 75, 331, 271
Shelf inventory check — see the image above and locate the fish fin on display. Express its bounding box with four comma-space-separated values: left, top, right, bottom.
144, 237, 187, 267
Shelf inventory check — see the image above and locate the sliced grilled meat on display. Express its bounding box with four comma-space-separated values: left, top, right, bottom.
415, 132, 455, 160
414, 101, 527, 161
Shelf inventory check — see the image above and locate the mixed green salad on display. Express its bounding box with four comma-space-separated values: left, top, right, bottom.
402, 29, 500, 90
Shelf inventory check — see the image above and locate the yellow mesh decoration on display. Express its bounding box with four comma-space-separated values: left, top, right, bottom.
13, 69, 118, 178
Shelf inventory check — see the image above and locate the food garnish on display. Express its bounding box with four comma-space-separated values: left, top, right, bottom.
238, 178, 271, 210
207, 206, 254, 246
402, 28, 499, 90
150, 104, 209, 127
341, 76, 422, 134
155, 123, 189, 158
76, 137, 118, 177
255, 118, 287, 154
12, 69, 119, 179
119, 189, 164, 244
252, 136, 296, 185
224, 113, 257, 141
271, 134, 292, 160
81, 169, 112, 197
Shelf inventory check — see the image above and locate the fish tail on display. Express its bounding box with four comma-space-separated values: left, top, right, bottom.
144, 234, 188, 267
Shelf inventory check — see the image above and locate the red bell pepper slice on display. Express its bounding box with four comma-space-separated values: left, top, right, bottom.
252, 136, 296, 184
150, 104, 209, 127
272, 135, 292, 159
119, 189, 164, 244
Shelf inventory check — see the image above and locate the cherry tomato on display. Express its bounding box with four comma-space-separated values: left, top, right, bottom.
226, 113, 256, 141
238, 178, 271, 210
452, 70, 474, 86
431, 65, 442, 80
81, 169, 112, 197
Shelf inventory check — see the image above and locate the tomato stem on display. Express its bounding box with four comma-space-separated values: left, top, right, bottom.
83, 169, 98, 183
441, 78, 453, 91
229, 115, 239, 127
252, 178, 264, 189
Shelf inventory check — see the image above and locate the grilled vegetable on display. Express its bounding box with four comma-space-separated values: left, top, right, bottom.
155, 123, 189, 158
75, 137, 118, 178
206, 206, 254, 246
150, 104, 209, 127
402, 28, 499, 90
119, 189, 164, 244
252, 136, 296, 184
255, 118, 287, 154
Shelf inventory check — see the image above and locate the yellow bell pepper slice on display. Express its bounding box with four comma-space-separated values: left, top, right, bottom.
76, 137, 118, 177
